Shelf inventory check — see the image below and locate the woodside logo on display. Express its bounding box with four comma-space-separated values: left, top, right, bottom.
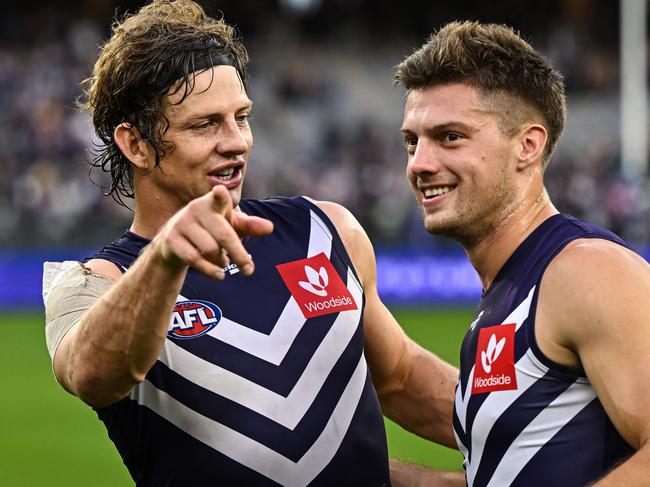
472, 323, 518, 394
276, 252, 357, 319
299, 265, 329, 297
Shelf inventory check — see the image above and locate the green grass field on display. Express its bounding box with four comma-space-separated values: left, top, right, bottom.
0, 307, 472, 486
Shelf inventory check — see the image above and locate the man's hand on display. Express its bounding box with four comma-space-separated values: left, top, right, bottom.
154, 185, 274, 279
390, 459, 466, 486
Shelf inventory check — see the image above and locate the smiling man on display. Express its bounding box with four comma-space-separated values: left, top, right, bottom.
41, 1, 460, 486
391, 21, 650, 487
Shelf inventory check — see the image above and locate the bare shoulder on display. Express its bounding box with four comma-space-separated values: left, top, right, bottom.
545, 238, 650, 296
538, 238, 650, 361
84, 258, 124, 282
555, 237, 646, 271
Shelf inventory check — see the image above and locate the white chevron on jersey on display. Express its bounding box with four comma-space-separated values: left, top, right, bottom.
453, 367, 473, 462
455, 287, 536, 431
465, 350, 547, 485
207, 300, 306, 365
485, 378, 596, 487
155, 267, 362, 429
306, 209, 333, 258
131, 354, 368, 487
177, 209, 334, 365
455, 286, 537, 466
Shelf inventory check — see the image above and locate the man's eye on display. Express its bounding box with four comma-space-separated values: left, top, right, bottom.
403, 136, 417, 147
236, 113, 251, 124
192, 122, 212, 130
446, 133, 460, 142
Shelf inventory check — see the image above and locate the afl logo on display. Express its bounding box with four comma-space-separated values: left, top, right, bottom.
168, 300, 222, 340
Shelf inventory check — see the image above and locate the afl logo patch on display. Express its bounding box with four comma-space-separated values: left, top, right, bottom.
168, 300, 222, 340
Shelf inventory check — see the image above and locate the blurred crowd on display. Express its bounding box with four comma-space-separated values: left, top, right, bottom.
2, 0, 648, 250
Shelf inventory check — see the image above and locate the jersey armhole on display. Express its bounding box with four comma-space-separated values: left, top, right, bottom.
294, 196, 364, 293
527, 283, 588, 380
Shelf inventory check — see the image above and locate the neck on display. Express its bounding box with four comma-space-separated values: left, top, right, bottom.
129, 183, 181, 239
465, 190, 558, 291
129, 190, 244, 240
130, 209, 172, 240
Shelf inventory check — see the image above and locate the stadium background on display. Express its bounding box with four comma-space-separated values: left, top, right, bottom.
1, 0, 646, 485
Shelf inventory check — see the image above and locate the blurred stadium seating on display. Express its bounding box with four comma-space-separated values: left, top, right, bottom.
0, 0, 647, 307
0, 2, 644, 483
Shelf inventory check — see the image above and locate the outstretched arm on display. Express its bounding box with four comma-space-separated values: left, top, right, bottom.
313, 199, 459, 447
50, 186, 273, 407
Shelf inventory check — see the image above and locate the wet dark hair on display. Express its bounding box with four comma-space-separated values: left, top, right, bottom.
77, 0, 249, 205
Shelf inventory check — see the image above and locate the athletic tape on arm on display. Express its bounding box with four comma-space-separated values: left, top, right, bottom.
42, 261, 113, 362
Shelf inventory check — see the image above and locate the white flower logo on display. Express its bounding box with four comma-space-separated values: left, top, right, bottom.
481, 333, 506, 373
299, 265, 329, 297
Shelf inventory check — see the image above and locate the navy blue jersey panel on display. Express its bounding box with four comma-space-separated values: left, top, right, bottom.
97, 401, 283, 486
309, 374, 390, 487
180, 266, 293, 334
509, 400, 623, 487
90, 230, 146, 269
471, 372, 574, 486
88, 196, 387, 485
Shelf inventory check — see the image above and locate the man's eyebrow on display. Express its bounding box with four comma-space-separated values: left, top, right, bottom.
432, 121, 477, 132
401, 121, 477, 135
178, 101, 254, 124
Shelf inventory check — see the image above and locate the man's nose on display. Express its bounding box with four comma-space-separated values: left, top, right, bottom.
217, 119, 249, 155
408, 138, 442, 175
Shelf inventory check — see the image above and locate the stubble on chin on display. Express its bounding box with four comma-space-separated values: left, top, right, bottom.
421, 206, 482, 247
422, 210, 456, 239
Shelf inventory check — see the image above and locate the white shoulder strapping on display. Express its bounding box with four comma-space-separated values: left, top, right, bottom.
42, 261, 113, 362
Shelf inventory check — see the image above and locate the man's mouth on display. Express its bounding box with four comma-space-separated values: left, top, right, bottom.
214, 167, 237, 181
209, 164, 243, 185
423, 185, 455, 200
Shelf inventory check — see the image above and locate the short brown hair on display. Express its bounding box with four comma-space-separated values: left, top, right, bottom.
395, 21, 566, 166
78, 0, 249, 205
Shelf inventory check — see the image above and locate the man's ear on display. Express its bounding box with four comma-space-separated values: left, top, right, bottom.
114, 123, 154, 172
516, 123, 547, 170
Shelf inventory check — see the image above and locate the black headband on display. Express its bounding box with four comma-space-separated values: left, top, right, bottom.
187, 52, 235, 75
150, 50, 239, 96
